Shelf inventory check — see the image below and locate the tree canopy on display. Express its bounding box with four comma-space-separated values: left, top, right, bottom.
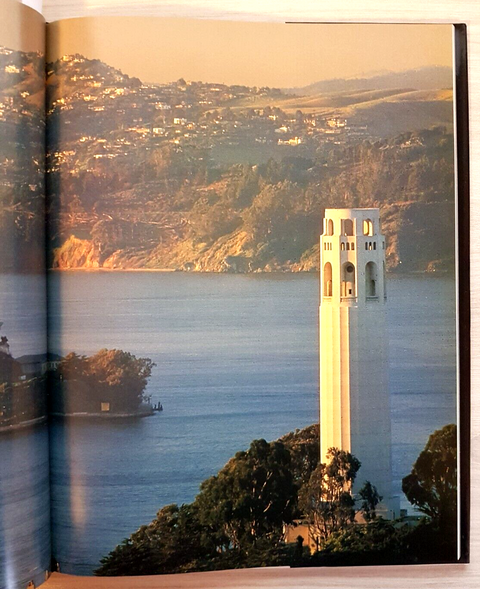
298, 448, 360, 543
402, 423, 457, 529
96, 504, 215, 576
195, 439, 296, 551
95, 421, 459, 576
53, 349, 155, 413
358, 481, 383, 522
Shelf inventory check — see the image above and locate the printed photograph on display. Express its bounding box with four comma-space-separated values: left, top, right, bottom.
0, 35, 47, 424
0, 5, 51, 589
44, 19, 459, 576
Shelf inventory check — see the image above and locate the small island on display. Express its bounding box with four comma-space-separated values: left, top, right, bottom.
50, 348, 158, 418
0, 336, 158, 429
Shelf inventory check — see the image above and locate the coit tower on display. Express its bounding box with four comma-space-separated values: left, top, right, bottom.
319, 208, 399, 518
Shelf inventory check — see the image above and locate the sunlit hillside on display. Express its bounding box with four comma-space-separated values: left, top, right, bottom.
45, 55, 455, 274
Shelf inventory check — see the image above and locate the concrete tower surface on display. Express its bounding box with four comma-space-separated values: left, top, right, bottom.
319, 208, 399, 518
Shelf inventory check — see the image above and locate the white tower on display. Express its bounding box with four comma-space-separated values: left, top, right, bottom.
319, 208, 399, 518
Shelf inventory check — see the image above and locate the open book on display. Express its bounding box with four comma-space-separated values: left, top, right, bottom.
0, 2, 470, 587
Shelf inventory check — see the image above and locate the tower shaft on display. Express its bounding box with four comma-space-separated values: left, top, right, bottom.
319, 208, 398, 518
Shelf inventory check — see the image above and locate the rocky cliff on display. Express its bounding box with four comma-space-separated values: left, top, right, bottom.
47, 56, 455, 275
53, 200, 454, 274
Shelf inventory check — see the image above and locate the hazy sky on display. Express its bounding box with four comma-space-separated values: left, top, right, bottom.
0, 0, 44, 54
47, 18, 453, 88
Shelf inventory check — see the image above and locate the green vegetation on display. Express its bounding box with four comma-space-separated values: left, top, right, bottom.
195, 439, 297, 551
298, 448, 360, 543
0, 50, 457, 274
95, 423, 458, 576
50, 130, 456, 273
50, 349, 155, 414
358, 481, 383, 522
50, 128, 455, 273
46, 55, 455, 274
0, 47, 45, 273
402, 423, 457, 531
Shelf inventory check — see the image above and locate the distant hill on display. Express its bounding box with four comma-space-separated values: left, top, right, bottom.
285, 66, 453, 95
45, 55, 456, 274
228, 87, 453, 138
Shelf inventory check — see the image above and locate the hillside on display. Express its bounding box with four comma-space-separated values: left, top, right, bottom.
229, 87, 453, 138
0, 47, 45, 273
286, 66, 453, 95
46, 55, 455, 274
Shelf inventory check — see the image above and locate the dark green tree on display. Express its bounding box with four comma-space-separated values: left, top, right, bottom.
298, 447, 360, 545
402, 423, 457, 529
279, 424, 319, 488
320, 519, 407, 558
195, 439, 296, 551
55, 349, 155, 412
96, 503, 214, 576
358, 481, 382, 522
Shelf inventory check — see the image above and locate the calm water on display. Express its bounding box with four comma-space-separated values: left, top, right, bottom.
0, 274, 50, 589
47, 272, 456, 574
0, 425, 51, 589
0, 272, 457, 580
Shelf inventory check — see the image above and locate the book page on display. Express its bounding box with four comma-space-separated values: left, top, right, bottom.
22, 1, 43, 14
45, 16, 464, 579
0, 1, 50, 589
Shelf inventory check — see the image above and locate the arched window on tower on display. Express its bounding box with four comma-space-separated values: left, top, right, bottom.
341, 262, 356, 298
343, 219, 354, 236
324, 262, 333, 297
365, 261, 378, 298
363, 218, 374, 236
325, 219, 334, 236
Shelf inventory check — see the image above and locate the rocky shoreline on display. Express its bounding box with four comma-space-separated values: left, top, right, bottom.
0, 415, 47, 434
50, 408, 156, 419
51, 198, 455, 276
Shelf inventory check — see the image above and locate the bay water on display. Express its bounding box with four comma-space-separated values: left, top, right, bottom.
0, 274, 49, 589
0, 272, 457, 578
